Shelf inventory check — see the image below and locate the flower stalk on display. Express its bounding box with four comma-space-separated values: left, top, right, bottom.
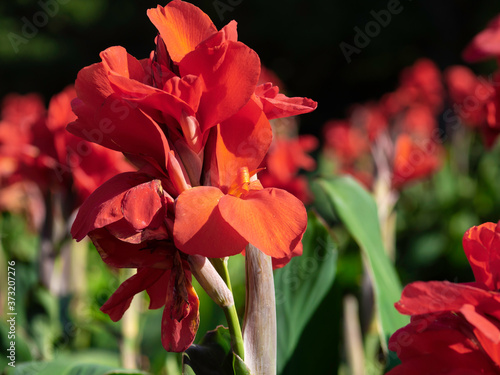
209, 257, 245, 361
242, 243, 277, 375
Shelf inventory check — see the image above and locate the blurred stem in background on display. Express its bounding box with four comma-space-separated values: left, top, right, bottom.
39, 191, 55, 291
343, 295, 365, 375
120, 268, 141, 369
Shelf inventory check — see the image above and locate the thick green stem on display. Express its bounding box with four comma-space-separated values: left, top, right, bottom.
223, 301, 245, 360
211, 258, 245, 361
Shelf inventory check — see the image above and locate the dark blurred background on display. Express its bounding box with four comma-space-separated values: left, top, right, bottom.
1, 0, 500, 138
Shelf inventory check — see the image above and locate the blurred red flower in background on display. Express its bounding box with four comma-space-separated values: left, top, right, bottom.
0, 88, 131, 231
322, 58, 444, 192
463, 14, 500, 64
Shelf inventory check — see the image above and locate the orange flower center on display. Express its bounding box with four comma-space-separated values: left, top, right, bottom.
228, 167, 251, 198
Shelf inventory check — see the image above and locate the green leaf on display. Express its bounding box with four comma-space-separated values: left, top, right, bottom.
4, 359, 149, 375
183, 326, 250, 375
274, 211, 337, 374
312, 176, 408, 355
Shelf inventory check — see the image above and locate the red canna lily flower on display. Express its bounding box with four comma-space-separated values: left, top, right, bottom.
323, 120, 370, 164
350, 103, 388, 142
173, 104, 308, 263
463, 14, 500, 63
69, 0, 316, 353
445, 66, 500, 148
388, 313, 500, 374
391, 134, 442, 190
388, 222, 500, 372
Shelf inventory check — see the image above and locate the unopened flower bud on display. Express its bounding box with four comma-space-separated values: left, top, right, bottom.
188, 254, 234, 307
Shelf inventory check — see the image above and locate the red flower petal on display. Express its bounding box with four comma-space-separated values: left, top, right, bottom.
101, 268, 166, 321
395, 281, 497, 316
215, 98, 272, 189
146, 269, 172, 310
147, 1, 217, 63
180, 41, 261, 132
100, 46, 146, 81
74, 63, 113, 110
463, 14, 500, 62
161, 277, 200, 352
122, 179, 163, 230
255, 82, 317, 120
71, 172, 154, 241
272, 240, 303, 269
218, 188, 307, 260
88, 227, 174, 268
463, 222, 500, 291
107, 74, 203, 125
173, 186, 247, 257
68, 95, 170, 169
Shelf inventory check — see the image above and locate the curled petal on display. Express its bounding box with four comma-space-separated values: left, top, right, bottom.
71, 172, 154, 241
219, 188, 307, 260
100, 46, 147, 82
255, 82, 318, 120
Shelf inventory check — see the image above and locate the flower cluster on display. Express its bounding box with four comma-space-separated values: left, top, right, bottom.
445, 14, 500, 149
322, 58, 444, 191
0, 87, 130, 230
388, 222, 500, 373
68, 0, 316, 352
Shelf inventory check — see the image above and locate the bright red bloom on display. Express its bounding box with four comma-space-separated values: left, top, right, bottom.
69, 0, 316, 352
173, 104, 308, 264
445, 66, 500, 148
398, 105, 437, 140
463, 14, 500, 63
445, 66, 495, 128
382, 59, 444, 116
388, 313, 500, 374
388, 222, 500, 373
391, 134, 441, 189
350, 103, 388, 141
323, 120, 369, 164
